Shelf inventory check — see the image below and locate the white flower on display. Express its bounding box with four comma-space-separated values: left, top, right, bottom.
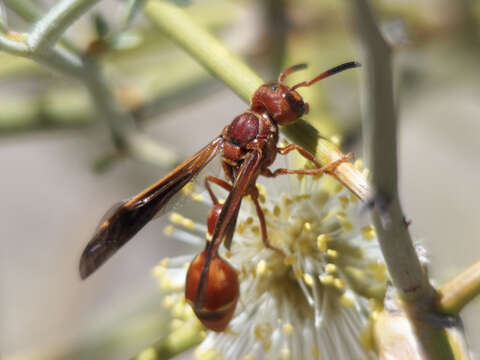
153, 158, 386, 360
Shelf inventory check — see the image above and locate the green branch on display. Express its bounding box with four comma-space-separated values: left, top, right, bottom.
437, 259, 480, 315
144, 0, 261, 103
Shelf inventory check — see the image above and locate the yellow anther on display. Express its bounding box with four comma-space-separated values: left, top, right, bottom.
191, 193, 204, 202
259, 194, 266, 204
363, 168, 370, 178
251, 225, 260, 234
181, 181, 194, 195
334, 278, 346, 290
246, 217, 254, 225
330, 134, 341, 145
256, 260, 267, 276
169, 212, 183, 224
284, 197, 293, 207
160, 258, 169, 267
340, 293, 355, 307
354, 158, 364, 170
243, 355, 254, 360
171, 318, 184, 330
303, 222, 312, 232
341, 221, 353, 232
263, 340, 272, 351
236, 222, 245, 234
152, 265, 165, 278
163, 224, 174, 236
319, 274, 334, 285
162, 295, 175, 308
303, 273, 314, 287
368, 262, 388, 282
327, 249, 338, 259
283, 255, 297, 266
256, 184, 267, 197
225, 250, 232, 259
294, 267, 303, 279
282, 323, 294, 335
338, 196, 349, 208
362, 225, 377, 241
183, 262, 190, 269
316, 234, 331, 252
336, 212, 346, 220
181, 218, 195, 229
273, 205, 281, 217
325, 263, 337, 273
334, 183, 344, 193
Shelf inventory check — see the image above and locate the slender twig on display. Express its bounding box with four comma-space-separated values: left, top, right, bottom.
261, 0, 288, 76
437, 259, 480, 315
27, 0, 100, 54
82, 58, 177, 167
349, 0, 457, 358
350, 0, 433, 305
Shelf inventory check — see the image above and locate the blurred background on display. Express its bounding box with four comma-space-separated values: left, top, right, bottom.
1, 0, 479, 359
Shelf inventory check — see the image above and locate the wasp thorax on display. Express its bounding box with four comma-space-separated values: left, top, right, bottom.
185, 250, 239, 332
251, 83, 308, 125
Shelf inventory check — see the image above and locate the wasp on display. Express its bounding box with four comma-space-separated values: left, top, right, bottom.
79, 61, 360, 330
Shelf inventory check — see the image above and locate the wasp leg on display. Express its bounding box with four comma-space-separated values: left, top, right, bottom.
204, 176, 233, 204
264, 145, 353, 177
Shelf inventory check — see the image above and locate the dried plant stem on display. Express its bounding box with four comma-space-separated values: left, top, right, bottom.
437, 259, 480, 315
349, 0, 457, 358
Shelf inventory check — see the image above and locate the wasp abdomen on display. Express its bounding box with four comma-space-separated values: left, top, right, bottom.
185, 251, 239, 332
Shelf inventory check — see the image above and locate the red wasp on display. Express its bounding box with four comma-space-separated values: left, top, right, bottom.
79, 61, 360, 330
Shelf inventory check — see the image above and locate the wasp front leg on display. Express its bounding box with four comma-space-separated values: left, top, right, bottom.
263, 144, 353, 177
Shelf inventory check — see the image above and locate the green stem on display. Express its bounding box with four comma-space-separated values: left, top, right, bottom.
437, 259, 480, 315
131, 322, 204, 360
144, 0, 262, 103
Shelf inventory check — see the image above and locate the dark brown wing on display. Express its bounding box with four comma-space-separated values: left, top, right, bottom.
194, 149, 263, 310
79, 137, 224, 279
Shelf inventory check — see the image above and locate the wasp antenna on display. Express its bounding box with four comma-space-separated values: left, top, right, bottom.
278, 63, 308, 83
291, 61, 361, 91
